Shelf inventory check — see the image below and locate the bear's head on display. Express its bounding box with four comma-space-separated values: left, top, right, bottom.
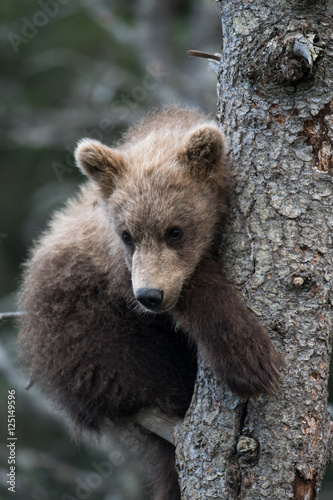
75, 121, 227, 313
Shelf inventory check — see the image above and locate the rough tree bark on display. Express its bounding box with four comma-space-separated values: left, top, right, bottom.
176, 1, 333, 499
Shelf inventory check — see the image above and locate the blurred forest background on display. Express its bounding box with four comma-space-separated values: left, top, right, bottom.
0, 1, 332, 499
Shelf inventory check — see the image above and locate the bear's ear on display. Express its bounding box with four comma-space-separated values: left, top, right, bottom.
75, 139, 125, 196
178, 126, 226, 180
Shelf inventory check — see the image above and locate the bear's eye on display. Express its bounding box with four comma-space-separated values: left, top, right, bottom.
122, 231, 134, 246
168, 227, 183, 242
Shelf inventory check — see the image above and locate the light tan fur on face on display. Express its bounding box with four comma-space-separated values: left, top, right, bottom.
108, 158, 223, 312
131, 245, 184, 312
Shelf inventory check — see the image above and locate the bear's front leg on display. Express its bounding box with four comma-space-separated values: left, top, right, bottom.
172, 258, 284, 397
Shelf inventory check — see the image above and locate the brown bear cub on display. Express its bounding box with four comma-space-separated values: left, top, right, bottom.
18, 107, 283, 500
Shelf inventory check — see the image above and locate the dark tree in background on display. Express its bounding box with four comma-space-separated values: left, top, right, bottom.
176, 1, 333, 498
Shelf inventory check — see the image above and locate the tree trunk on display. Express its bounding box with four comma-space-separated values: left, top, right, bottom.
176, 1, 333, 498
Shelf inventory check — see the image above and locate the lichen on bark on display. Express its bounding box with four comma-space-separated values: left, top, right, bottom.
176, 1, 333, 498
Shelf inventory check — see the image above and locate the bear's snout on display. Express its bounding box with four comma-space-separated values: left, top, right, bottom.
135, 288, 164, 311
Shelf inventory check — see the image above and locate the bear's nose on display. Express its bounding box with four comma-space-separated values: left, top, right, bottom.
135, 288, 164, 310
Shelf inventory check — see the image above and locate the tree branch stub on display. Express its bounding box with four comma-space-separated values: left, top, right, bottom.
0, 311, 25, 321
131, 408, 182, 445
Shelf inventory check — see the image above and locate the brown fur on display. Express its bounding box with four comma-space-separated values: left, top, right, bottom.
18, 107, 283, 500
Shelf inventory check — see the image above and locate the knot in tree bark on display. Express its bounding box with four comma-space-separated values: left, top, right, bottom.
268, 32, 321, 85
246, 27, 322, 86
237, 435, 259, 463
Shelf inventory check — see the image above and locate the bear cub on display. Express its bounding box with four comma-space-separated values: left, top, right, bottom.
18, 107, 283, 500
